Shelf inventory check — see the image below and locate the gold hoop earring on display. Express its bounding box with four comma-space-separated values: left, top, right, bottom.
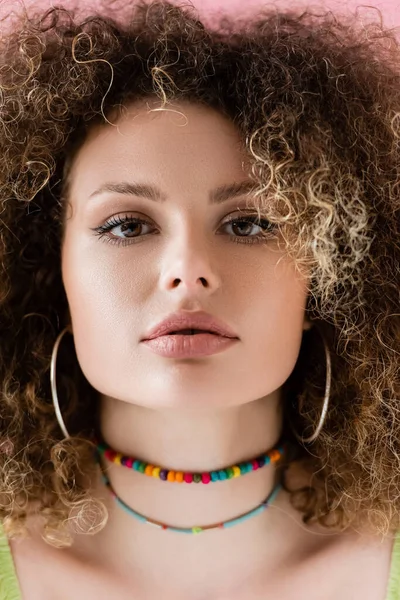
50, 325, 73, 439
290, 328, 332, 444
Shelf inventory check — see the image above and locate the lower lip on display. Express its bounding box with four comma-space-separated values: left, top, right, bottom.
142, 334, 239, 358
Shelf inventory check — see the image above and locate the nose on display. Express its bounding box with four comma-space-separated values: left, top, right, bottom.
159, 228, 221, 296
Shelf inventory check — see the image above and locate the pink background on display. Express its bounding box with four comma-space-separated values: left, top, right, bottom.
192, 0, 400, 28
2, 0, 400, 29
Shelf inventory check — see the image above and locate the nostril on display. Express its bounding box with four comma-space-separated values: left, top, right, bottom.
171, 278, 209, 288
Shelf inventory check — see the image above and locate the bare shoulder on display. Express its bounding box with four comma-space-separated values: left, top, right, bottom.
8, 519, 136, 600
261, 488, 397, 600
280, 528, 396, 600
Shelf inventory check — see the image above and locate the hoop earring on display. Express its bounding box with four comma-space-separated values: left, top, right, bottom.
290, 328, 332, 445
50, 325, 73, 440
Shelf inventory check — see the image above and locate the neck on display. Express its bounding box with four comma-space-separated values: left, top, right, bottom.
77, 391, 297, 598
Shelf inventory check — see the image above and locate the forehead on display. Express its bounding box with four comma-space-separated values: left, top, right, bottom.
66, 99, 251, 199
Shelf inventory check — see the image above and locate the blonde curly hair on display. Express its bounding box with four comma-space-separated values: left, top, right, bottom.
0, 0, 399, 546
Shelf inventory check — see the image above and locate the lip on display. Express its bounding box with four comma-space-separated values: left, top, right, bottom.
142, 333, 238, 359
141, 311, 238, 341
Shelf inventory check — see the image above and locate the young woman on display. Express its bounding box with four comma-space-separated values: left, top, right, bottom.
0, 1, 399, 598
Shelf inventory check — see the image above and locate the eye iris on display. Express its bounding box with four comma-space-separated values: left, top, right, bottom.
119, 222, 140, 236
232, 220, 253, 235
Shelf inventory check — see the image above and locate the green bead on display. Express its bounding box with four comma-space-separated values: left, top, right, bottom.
138, 462, 146, 473
193, 473, 202, 483
226, 467, 234, 479
192, 527, 203, 534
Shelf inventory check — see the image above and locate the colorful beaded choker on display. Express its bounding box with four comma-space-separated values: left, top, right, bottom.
95, 437, 286, 485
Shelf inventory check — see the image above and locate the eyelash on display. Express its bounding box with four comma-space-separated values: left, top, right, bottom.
92, 213, 277, 247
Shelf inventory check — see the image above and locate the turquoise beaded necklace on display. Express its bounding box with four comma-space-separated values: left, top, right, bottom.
94, 437, 286, 534
99, 462, 282, 534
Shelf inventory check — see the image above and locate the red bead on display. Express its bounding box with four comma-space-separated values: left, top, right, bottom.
202, 473, 211, 484
105, 449, 116, 461
184, 473, 193, 483
125, 457, 134, 468
252, 460, 259, 470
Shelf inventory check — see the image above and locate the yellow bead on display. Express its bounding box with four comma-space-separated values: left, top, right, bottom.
152, 467, 161, 478
232, 466, 241, 477
114, 453, 123, 465
145, 465, 154, 476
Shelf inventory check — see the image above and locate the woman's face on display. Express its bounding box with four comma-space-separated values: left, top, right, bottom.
62, 99, 310, 409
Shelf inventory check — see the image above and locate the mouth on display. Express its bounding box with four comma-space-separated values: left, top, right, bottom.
168, 329, 220, 336
142, 329, 238, 358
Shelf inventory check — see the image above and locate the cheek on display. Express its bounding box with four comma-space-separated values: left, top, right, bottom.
61, 233, 152, 390
244, 259, 308, 389
62, 231, 149, 317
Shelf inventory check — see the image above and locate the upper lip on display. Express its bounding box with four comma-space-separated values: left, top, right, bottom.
141, 311, 239, 340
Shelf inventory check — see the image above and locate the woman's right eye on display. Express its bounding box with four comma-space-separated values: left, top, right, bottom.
92, 215, 157, 244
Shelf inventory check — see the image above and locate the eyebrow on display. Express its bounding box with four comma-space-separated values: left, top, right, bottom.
88, 180, 258, 204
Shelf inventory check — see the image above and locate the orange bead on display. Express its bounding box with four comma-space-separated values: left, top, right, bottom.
175, 471, 184, 482
167, 470, 176, 482
269, 450, 281, 462
145, 465, 154, 476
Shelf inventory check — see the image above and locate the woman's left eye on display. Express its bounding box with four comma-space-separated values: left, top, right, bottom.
92, 214, 277, 246
222, 215, 276, 244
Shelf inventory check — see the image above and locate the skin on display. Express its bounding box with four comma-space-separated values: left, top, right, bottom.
11, 98, 393, 600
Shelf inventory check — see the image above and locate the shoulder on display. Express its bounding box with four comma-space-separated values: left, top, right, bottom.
266, 490, 398, 600
6, 523, 136, 600
289, 529, 397, 600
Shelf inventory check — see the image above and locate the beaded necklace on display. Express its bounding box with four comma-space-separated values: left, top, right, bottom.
95, 437, 286, 484
99, 461, 282, 534
94, 437, 286, 534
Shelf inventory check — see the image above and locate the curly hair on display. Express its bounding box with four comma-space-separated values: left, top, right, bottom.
0, 0, 399, 547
